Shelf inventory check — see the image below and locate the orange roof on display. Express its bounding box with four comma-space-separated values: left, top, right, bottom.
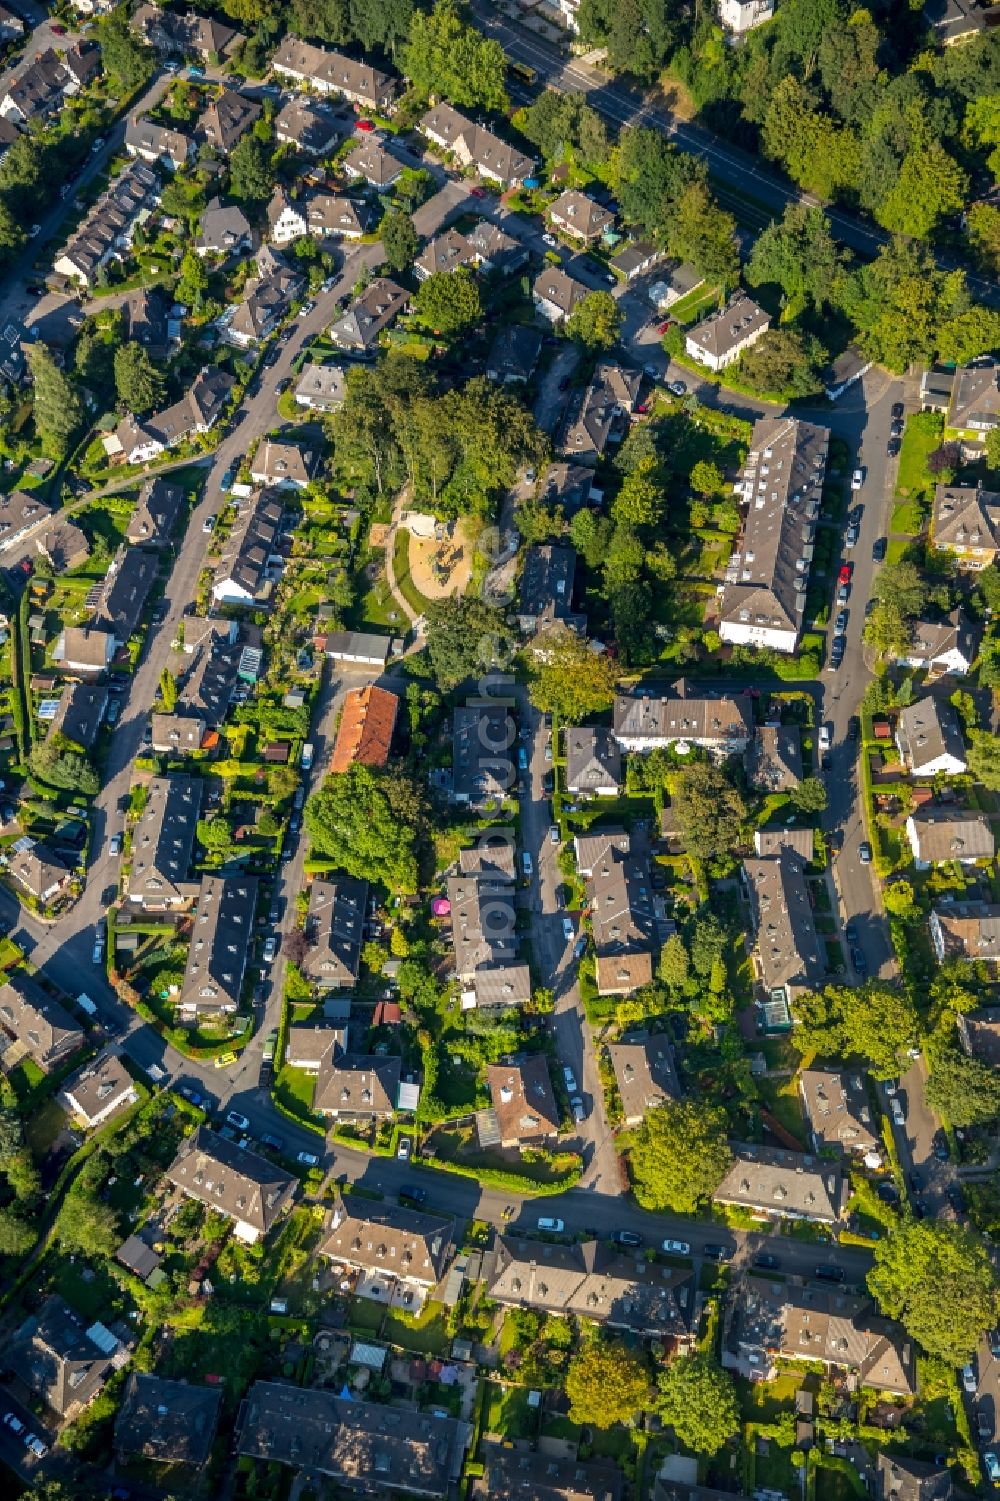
330, 684, 398, 774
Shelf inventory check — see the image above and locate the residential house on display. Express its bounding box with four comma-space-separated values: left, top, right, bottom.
151, 713, 205, 754
122, 288, 172, 361
250, 437, 319, 490
451, 700, 515, 804
318, 1194, 455, 1305
875, 1456, 953, 1501
957, 1007, 1000, 1064
65, 41, 103, 93
719, 0, 776, 32
270, 37, 397, 111
895, 608, 979, 675
125, 115, 192, 171
211, 488, 284, 607
6, 1297, 117, 1420
0, 488, 52, 550
487, 1056, 560, 1147
47, 681, 108, 751
487, 1237, 694, 1342
798, 1069, 879, 1157
274, 95, 346, 155
415, 227, 478, 280
746, 724, 802, 792
92, 548, 158, 647
235, 1384, 467, 1497
931, 483, 1000, 569
611, 240, 664, 281
106, 366, 235, 463
60, 1050, 138, 1129
328, 277, 409, 354
177, 874, 258, 1020
719, 416, 829, 654
565, 726, 622, 798
895, 696, 967, 775
725, 1277, 916, 1396
125, 774, 201, 910
478, 1446, 622, 1501
580, 828, 657, 996
947, 361, 1000, 444
561, 361, 642, 465
0, 50, 68, 126
285, 1025, 344, 1072
685, 291, 770, 372
607, 1035, 680, 1126
175, 621, 241, 726
295, 361, 347, 412
194, 196, 253, 258
447, 870, 530, 1010
548, 189, 614, 243
166, 1126, 297, 1243
330, 684, 398, 774
648, 261, 707, 310
419, 102, 534, 186
466, 220, 528, 275
742, 851, 825, 1008
313, 1053, 401, 1119
58, 625, 114, 676
342, 138, 403, 190
613, 681, 751, 757
751, 823, 813, 860
714, 1144, 847, 1224
459, 835, 517, 881
131, 5, 243, 59
53, 161, 160, 288
300, 876, 368, 990
905, 807, 994, 867
517, 544, 579, 634
266, 186, 308, 244
126, 476, 183, 548
306, 192, 370, 240
920, 365, 956, 414
0, 971, 82, 1074
36, 517, 90, 572
929, 902, 1000, 964
322, 630, 391, 667
7, 843, 71, 907
224, 244, 305, 348
533, 266, 587, 323
486, 325, 542, 384
115, 1373, 222, 1469
199, 89, 261, 153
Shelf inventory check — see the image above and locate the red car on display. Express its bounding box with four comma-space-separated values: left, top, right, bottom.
839, 564, 852, 584
469, 186, 485, 198
52, 22, 66, 33
356, 119, 375, 132
636, 401, 650, 415
656, 320, 672, 335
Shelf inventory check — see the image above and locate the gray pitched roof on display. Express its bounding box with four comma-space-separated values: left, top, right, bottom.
115, 1373, 222, 1466
715, 1144, 846, 1222
743, 851, 825, 998
179, 874, 258, 1014
747, 724, 803, 792
566, 726, 622, 795
314, 1053, 401, 1116
0, 970, 82, 1072
906, 807, 994, 862
896, 695, 967, 771
48, 681, 108, 751
166, 1126, 296, 1235
319, 1192, 455, 1288
932, 482, 1000, 554
301, 876, 367, 987
607, 1035, 679, 1124
687, 290, 770, 362
126, 774, 201, 905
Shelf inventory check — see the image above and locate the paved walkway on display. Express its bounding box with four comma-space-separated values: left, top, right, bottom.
383, 490, 419, 626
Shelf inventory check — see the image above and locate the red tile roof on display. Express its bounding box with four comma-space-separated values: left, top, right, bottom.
330, 685, 398, 775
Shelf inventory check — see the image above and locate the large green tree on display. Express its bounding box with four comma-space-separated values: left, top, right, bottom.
305, 763, 421, 891
114, 343, 164, 415
926, 1051, 1000, 1128
748, 203, 845, 312
566, 291, 622, 352
967, 729, 1000, 790
229, 135, 273, 201
657, 1352, 741, 1456
414, 267, 482, 335
402, 0, 508, 111
425, 595, 512, 691
792, 982, 919, 1078
526, 626, 617, 724
622, 1098, 732, 1214
738, 328, 826, 399
26, 344, 83, 458
515, 90, 609, 169
672, 762, 747, 864
565, 1340, 652, 1427
381, 209, 419, 274
868, 1220, 1000, 1364
97, 13, 153, 90
29, 738, 98, 794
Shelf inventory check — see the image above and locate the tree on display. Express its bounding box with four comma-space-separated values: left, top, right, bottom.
882, 880, 919, 922
196, 816, 233, 851
658, 1352, 740, 1456
526, 626, 617, 724
0, 1208, 34, 1257
792, 982, 919, 1079
789, 776, 827, 815
97, 13, 152, 91
659, 933, 690, 990
28, 739, 98, 795
838, 239, 970, 373
878, 137, 969, 241
873, 561, 928, 620
382, 209, 418, 274
738, 328, 826, 399
669, 181, 739, 286
747, 201, 845, 311
402, 0, 508, 111
229, 135, 273, 201
425, 595, 511, 691
516, 89, 609, 169
569, 508, 614, 569
56, 1191, 120, 1259
968, 202, 1000, 278
158, 669, 177, 713
926, 1051, 1000, 1128
577, 0, 679, 80
114, 343, 164, 415
611, 456, 663, 529
864, 601, 912, 659
689, 460, 724, 496
565, 1341, 652, 1427
177, 249, 209, 307
672, 763, 747, 864
26, 344, 83, 458
761, 76, 861, 201
414, 267, 482, 335
622, 1098, 732, 1213
986, 430, 1000, 477
566, 291, 622, 352
305, 762, 420, 891
967, 729, 1000, 790
868, 1220, 1000, 1365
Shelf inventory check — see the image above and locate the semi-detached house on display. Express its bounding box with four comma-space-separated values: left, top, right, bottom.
166, 1126, 296, 1243
685, 291, 770, 372
177, 874, 257, 1019
271, 36, 397, 112
53, 161, 160, 289
125, 774, 201, 910
613, 681, 751, 757
211, 489, 284, 607
419, 101, 534, 186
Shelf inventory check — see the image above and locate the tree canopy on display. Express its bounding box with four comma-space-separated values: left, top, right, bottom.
402, 0, 508, 111
381, 209, 419, 274
425, 595, 512, 691
672, 762, 747, 865
565, 1340, 652, 1427
868, 1220, 1000, 1365
114, 344, 165, 416
622, 1098, 732, 1213
414, 267, 483, 335
525, 626, 617, 724
27, 344, 83, 458
305, 763, 422, 891
657, 1352, 741, 1456
792, 982, 919, 1079
926, 1050, 1000, 1128
566, 291, 622, 352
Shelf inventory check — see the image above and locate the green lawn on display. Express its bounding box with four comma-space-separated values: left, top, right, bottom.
886, 538, 911, 565
667, 282, 721, 325
889, 500, 925, 536
272, 1064, 318, 1125
483, 1382, 537, 1440
391, 529, 436, 618
894, 412, 942, 502
382, 1298, 451, 1356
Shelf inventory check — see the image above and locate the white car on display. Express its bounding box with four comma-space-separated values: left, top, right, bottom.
109, 833, 122, 857
563, 1065, 577, 1093
542, 233, 557, 247
521, 851, 533, 879
819, 724, 832, 752
397, 1135, 411, 1161
25, 1434, 47, 1457
662, 1238, 691, 1255
570, 1096, 585, 1125
851, 467, 864, 490
3, 1413, 24, 1434
549, 824, 559, 845
226, 1111, 250, 1131
92, 940, 104, 965
537, 1216, 564, 1232
202, 514, 216, 533
963, 1363, 978, 1393
890, 1097, 905, 1126
262, 936, 277, 963
562, 917, 574, 942
297, 1151, 320, 1167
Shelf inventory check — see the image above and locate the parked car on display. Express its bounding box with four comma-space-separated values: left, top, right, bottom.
845, 523, 860, 548
985, 1453, 1000, 1485
549, 824, 560, 845
397, 1136, 411, 1161
837, 581, 850, 604
835, 609, 849, 634
851, 467, 864, 490
563, 1065, 577, 1093
226, 1111, 250, 1131
521, 851, 533, 879
92, 939, 104, 965
537, 1216, 564, 1232
814, 1264, 845, 1283
890, 418, 904, 437
662, 1238, 690, 1255
859, 841, 872, 863
25, 1434, 47, 1457
262, 936, 277, 963
932, 1129, 949, 1163
702, 1244, 730, 1263
819, 724, 832, 751
890, 1097, 905, 1126
109, 833, 122, 856
887, 437, 901, 458
202, 514, 216, 533
562, 916, 574, 942
891, 402, 905, 420
399, 1185, 427, 1207
297, 1151, 320, 1168
852, 946, 867, 975
3, 1413, 24, 1434
573, 935, 587, 959
570, 1096, 586, 1125
754, 1252, 781, 1271
612, 1229, 642, 1248
542, 232, 557, 247
873, 536, 887, 561
839, 563, 852, 584
668, 380, 687, 397
259, 1133, 283, 1151
848, 716, 861, 741
964, 1364, 978, 1394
